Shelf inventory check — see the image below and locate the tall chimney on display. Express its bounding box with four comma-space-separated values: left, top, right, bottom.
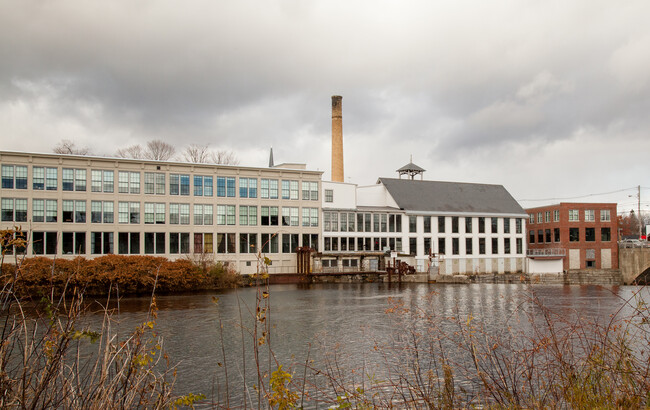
331, 95, 344, 182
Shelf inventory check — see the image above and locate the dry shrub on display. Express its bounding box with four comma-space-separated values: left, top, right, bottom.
3, 254, 241, 297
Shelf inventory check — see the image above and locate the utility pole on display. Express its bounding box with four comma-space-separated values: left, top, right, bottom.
638, 185, 642, 240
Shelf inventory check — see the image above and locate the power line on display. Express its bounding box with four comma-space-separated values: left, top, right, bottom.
518, 187, 638, 202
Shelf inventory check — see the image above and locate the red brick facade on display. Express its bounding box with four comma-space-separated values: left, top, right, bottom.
526, 203, 619, 271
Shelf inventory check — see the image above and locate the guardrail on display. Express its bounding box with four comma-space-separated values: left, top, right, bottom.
619, 241, 650, 248
527, 248, 566, 257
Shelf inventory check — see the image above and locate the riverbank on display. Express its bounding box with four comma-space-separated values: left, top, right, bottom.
262, 270, 624, 286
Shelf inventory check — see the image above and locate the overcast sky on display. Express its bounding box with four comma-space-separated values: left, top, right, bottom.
1, 0, 649, 214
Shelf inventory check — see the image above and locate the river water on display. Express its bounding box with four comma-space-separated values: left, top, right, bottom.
81, 283, 649, 407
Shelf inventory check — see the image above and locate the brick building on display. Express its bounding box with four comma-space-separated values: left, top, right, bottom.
525, 203, 618, 271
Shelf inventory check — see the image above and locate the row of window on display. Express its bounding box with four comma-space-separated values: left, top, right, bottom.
529, 227, 612, 244
529, 209, 612, 224
1, 165, 319, 200
1, 198, 319, 227
323, 212, 525, 235
1, 231, 320, 256
324, 236, 524, 255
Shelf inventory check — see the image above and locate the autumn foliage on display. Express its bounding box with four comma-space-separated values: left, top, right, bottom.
2, 254, 241, 297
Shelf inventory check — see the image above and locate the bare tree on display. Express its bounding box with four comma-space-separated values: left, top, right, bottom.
116, 144, 144, 159
211, 150, 240, 165
144, 140, 176, 161
53, 139, 91, 155
181, 144, 211, 163
115, 139, 176, 161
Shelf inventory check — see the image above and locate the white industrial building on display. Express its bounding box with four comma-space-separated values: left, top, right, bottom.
320, 162, 528, 275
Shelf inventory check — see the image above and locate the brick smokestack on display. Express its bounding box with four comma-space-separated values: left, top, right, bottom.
331, 95, 344, 182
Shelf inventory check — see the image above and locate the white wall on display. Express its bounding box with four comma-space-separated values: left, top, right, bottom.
527, 258, 564, 274
322, 181, 357, 210
357, 184, 399, 208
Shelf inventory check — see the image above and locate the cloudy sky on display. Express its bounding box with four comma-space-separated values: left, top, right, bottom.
1, 0, 649, 214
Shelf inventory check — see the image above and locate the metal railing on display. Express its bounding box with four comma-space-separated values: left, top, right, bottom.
527, 248, 566, 257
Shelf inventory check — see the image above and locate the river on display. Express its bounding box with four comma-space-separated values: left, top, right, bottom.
81, 283, 649, 407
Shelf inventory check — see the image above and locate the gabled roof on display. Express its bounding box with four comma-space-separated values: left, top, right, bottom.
378, 178, 526, 215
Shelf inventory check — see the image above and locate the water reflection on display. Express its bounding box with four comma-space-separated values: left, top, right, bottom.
78, 283, 648, 406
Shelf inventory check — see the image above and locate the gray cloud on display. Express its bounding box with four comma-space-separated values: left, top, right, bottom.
1, 0, 649, 210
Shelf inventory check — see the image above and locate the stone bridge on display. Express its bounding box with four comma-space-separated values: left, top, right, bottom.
619, 247, 650, 285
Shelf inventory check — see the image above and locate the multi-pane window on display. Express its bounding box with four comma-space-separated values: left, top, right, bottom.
569, 228, 579, 241
144, 232, 166, 254
466, 238, 473, 255
409, 216, 417, 233
62, 200, 86, 223
585, 228, 595, 242
423, 216, 431, 233
516, 238, 523, 254
240, 233, 258, 253
118, 171, 140, 194
503, 218, 510, 234
537, 230, 544, 243
451, 217, 459, 233
261, 233, 279, 253
438, 216, 445, 233
216, 233, 236, 254
554, 228, 560, 242
537, 213, 542, 223
600, 209, 611, 222
239, 206, 257, 226
491, 218, 498, 233
169, 232, 190, 254
170, 174, 190, 195
504, 238, 511, 254
170, 204, 190, 224
479, 238, 486, 254
118, 202, 140, 224
568, 209, 579, 222
516, 218, 523, 234
227, 177, 236, 197
62, 232, 86, 255
301, 182, 318, 200
491, 238, 499, 254
193, 204, 213, 225
1, 198, 27, 222
452, 238, 459, 255
260, 179, 278, 199
478, 217, 485, 233
32, 231, 58, 255
118, 232, 140, 254
62, 168, 86, 191
32, 166, 45, 190
45, 200, 57, 222
601, 227, 611, 241
145, 172, 166, 195
2, 165, 28, 189
545, 211, 551, 223
325, 189, 333, 203
553, 210, 560, 222
465, 217, 472, 234
32, 199, 45, 222
282, 234, 299, 253
91, 170, 114, 192
91, 232, 114, 254
260, 206, 279, 226
46, 167, 58, 190
91, 201, 114, 223
144, 203, 166, 224
585, 209, 595, 222
193, 233, 214, 254
193, 175, 213, 196
529, 214, 535, 224
239, 177, 258, 198
282, 207, 299, 226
